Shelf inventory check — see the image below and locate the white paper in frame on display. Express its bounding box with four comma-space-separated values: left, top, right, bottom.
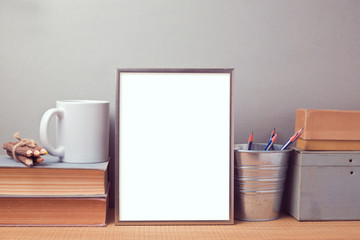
115, 69, 234, 225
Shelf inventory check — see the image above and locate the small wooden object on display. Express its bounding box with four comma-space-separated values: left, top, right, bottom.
2, 132, 47, 167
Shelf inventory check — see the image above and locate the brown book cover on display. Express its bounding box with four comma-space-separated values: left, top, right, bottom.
0, 155, 108, 196
0, 191, 108, 226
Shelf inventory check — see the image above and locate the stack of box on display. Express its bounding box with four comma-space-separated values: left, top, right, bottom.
295, 109, 360, 151
284, 109, 360, 221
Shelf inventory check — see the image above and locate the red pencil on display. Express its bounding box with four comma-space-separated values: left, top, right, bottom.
248, 132, 253, 150
288, 128, 304, 148
269, 128, 276, 150
265, 133, 278, 151
269, 128, 276, 140
281, 128, 303, 150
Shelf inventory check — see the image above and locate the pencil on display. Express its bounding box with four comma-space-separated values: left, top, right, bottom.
248, 132, 253, 150
294, 127, 304, 141
269, 128, 275, 150
265, 133, 278, 151
281, 129, 301, 150
288, 128, 304, 148
269, 128, 275, 140
33, 150, 40, 157
34, 156, 44, 164
6, 150, 33, 167
40, 148, 48, 155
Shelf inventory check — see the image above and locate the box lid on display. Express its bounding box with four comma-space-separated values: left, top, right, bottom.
292, 147, 360, 166
295, 109, 360, 140
296, 138, 360, 151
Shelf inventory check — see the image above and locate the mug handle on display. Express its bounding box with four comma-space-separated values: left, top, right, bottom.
39, 108, 65, 157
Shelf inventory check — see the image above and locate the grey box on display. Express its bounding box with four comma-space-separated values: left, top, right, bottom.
284, 148, 360, 221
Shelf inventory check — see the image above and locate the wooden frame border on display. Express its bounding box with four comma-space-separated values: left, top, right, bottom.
115, 68, 234, 225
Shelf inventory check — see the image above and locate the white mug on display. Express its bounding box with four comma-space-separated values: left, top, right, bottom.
40, 100, 110, 163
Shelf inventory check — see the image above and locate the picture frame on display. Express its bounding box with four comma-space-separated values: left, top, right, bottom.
115, 68, 234, 225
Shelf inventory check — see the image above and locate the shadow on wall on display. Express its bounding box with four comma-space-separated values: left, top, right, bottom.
109, 112, 116, 208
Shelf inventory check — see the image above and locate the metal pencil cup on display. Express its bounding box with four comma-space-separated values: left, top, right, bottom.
234, 143, 292, 221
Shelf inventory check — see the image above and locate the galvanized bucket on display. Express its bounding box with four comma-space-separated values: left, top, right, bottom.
234, 143, 292, 221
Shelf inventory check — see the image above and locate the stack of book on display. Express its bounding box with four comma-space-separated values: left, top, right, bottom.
0, 155, 109, 226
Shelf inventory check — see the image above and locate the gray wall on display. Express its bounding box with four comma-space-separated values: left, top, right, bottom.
1, 0, 360, 194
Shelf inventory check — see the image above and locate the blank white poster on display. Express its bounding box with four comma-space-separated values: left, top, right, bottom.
117, 70, 232, 223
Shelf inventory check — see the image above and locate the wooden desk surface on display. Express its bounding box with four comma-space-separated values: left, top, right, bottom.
1, 209, 360, 240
